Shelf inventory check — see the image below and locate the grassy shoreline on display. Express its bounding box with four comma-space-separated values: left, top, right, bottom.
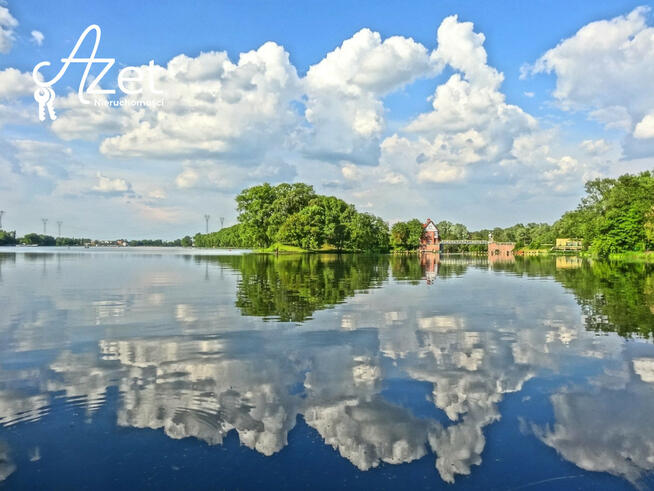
256, 243, 349, 254
256, 243, 308, 254
607, 251, 654, 263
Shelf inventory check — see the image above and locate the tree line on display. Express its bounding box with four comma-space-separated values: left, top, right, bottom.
476, 171, 654, 255
195, 183, 389, 252
4, 170, 652, 256
0, 232, 91, 246
0, 231, 193, 247
128, 237, 193, 247
392, 170, 654, 256
554, 171, 654, 256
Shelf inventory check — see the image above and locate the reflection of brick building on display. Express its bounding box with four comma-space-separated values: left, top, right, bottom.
420, 251, 440, 284
488, 250, 515, 265
420, 218, 441, 252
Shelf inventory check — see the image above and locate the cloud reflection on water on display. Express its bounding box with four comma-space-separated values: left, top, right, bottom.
0, 251, 652, 485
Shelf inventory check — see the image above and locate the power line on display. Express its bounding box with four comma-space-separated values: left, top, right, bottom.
0, 210, 4, 230
42, 218, 48, 235
57, 221, 63, 237
220, 217, 224, 229
204, 214, 210, 234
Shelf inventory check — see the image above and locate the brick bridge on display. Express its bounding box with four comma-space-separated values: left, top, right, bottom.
419, 218, 515, 258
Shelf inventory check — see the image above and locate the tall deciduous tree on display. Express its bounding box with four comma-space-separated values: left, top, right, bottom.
236, 183, 316, 247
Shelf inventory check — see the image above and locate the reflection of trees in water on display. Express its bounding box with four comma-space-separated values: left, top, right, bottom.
390, 255, 425, 283
204, 253, 654, 337
0, 253, 16, 266
204, 254, 390, 322
204, 254, 484, 320
555, 261, 654, 339
485, 257, 654, 339
1, 252, 653, 486
0, 253, 16, 281
489, 255, 556, 277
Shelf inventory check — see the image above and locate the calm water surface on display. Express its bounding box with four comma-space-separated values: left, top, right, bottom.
0, 248, 653, 489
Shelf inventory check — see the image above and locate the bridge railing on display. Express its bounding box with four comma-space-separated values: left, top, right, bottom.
440, 240, 489, 245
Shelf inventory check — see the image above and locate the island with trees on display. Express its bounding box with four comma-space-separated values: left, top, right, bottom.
193, 183, 389, 252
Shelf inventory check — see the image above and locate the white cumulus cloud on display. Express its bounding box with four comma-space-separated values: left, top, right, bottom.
92, 172, 132, 194
0, 5, 17, 54
30, 30, 44, 46
0, 68, 36, 100
302, 28, 435, 165
380, 15, 537, 185
529, 7, 654, 139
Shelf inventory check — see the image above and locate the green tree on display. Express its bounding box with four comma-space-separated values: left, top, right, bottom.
347, 213, 390, 252
276, 204, 326, 250
587, 172, 654, 256
451, 223, 469, 240
317, 196, 356, 251
407, 219, 424, 249
236, 183, 316, 247
645, 206, 654, 247
390, 221, 410, 250
437, 220, 453, 239
0, 230, 17, 246
194, 224, 245, 248
20, 233, 55, 246
390, 219, 423, 251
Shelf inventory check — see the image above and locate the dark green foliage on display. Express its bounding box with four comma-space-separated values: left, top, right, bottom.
543, 171, 654, 256
554, 260, 654, 338
276, 204, 326, 250
646, 206, 654, 245
55, 237, 91, 246
470, 223, 555, 248
345, 212, 390, 252
194, 224, 246, 248
236, 183, 317, 247
390, 218, 423, 250
20, 233, 55, 246
128, 238, 186, 247
437, 221, 469, 240
204, 254, 390, 321
438, 220, 475, 253
313, 195, 357, 251
0, 230, 17, 245
233, 182, 389, 252
201, 252, 654, 337
480, 256, 654, 339
390, 254, 424, 282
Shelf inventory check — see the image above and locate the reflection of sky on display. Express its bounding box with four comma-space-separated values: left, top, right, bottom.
0, 251, 653, 487
0, 440, 15, 482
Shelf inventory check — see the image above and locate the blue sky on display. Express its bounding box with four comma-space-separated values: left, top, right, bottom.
1, 1, 653, 238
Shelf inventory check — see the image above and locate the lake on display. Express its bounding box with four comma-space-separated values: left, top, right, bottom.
0, 248, 653, 489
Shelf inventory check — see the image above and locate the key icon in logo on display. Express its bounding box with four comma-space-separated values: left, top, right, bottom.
34, 87, 57, 122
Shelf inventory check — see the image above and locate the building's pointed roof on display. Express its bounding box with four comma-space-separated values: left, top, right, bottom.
422, 218, 438, 229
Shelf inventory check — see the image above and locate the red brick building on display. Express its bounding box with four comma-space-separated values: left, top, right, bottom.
420, 218, 441, 252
